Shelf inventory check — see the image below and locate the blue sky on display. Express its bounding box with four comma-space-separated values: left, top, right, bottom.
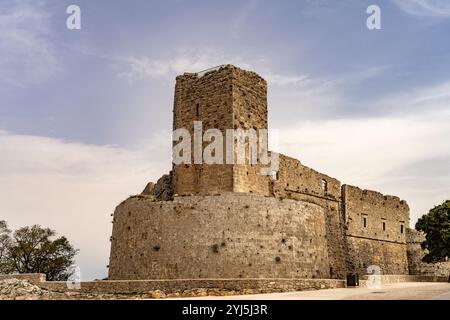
1, 0, 450, 280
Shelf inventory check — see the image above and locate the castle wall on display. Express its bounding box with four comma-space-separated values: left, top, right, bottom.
108, 193, 331, 280
342, 185, 410, 275
271, 154, 347, 278
273, 154, 341, 201
407, 228, 450, 278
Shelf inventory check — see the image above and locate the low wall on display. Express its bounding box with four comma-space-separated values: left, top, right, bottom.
411, 262, 450, 278
407, 228, 450, 278
0, 274, 344, 294
359, 274, 448, 287
0, 273, 46, 284
42, 278, 346, 294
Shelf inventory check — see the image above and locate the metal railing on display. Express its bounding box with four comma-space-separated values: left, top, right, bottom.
196, 64, 227, 77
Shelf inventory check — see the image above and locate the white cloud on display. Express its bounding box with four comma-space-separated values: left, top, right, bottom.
263, 73, 311, 86
0, 131, 169, 280
375, 80, 450, 113
0, 1, 61, 87
393, 0, 450, 17
264, 65, 387, 122
73, 45, 324, 88
73, 47, 253, 84
117, 51, 323, 88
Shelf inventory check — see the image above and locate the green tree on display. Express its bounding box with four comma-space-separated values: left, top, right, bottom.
0, 223, 78, 280
415, 200, 450, 263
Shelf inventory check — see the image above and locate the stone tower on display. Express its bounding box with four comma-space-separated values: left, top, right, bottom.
172, 65, 270, 196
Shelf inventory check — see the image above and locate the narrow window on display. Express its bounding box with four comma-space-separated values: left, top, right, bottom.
400, 224, 404, 234
382, 221, 386, 231
271, 171, 279, 181
196, 104, 199, 117
363, 217, 367, 228
249, 148, 255, 166
321, 179, 328, 192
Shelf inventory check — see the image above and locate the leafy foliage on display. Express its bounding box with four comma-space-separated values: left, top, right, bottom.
415, 200, 450, 263
0, 223, 78, 280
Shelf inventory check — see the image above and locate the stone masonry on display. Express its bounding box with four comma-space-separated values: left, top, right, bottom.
172, 65, 270, 196
109, 193, 330, 280
342, 185, 410, 275
407, 229, 450, 278
108, 65, 448, 281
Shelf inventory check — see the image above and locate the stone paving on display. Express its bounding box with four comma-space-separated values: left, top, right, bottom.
173, 282, 450, 300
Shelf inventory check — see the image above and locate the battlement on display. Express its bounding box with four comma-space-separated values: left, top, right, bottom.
273, 154, 341, 202
342, 184, 409, 242
176, 64, 267, 82
343, 185, 408, 209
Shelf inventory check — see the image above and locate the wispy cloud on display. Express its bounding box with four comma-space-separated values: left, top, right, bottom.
73, 45, 322, 88
374, 80, 450, 114
0, 1, 61, 87
73, 41, 387, 96
114, 49, 252, 83
264, 65, 388, 121
393, 0, 450, 17
73, 46, 254, 84
263, 72, 311, 86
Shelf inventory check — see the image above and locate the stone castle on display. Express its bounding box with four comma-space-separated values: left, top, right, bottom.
108, 65, 449, 281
